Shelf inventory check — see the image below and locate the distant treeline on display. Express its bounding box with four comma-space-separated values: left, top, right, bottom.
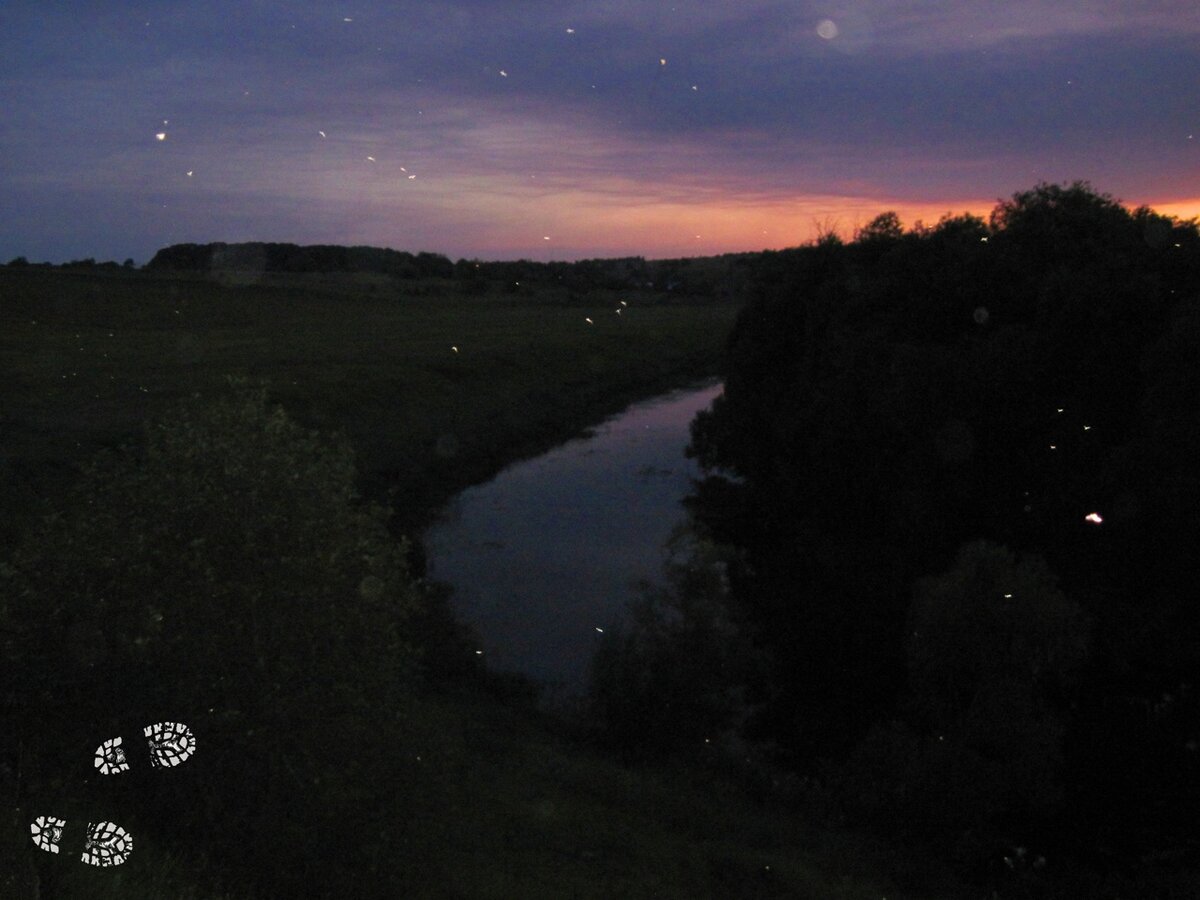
140, 240, 759, 296
5, 256, 136, 270
7, 242, 766, 297
145, 241, 458, 279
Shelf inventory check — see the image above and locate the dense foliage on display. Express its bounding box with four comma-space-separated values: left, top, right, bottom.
607, 183, 1200, 879
0, 386, 435, 895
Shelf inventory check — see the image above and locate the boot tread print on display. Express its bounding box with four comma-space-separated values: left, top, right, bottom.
32, 720, 194, 868
145, 721, 196, 769
30, 816, 134, 867
95, 720, 196, 774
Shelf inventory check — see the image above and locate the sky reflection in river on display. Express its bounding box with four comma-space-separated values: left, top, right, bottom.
424, 380, 723, 695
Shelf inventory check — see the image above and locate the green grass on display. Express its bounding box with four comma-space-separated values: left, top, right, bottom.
374, 692, 968, 899
1, 267, 734, 536
12, 693, 969, 899
2, 266, 978, 898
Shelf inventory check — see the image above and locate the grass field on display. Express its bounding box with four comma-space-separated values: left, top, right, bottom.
3, 266, 980, 898
1, 266, 736, 540
36, 692, 972, 900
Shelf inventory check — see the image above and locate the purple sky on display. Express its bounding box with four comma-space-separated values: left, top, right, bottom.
2, 1, 1197, 264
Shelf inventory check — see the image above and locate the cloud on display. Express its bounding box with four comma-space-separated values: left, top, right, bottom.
2, 0, 1197, 262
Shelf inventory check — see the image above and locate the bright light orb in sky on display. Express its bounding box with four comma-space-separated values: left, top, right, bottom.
816, 19, 839, 40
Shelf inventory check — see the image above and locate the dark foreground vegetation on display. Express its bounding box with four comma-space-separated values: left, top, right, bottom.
3, 181, 1197, 897
1, 263, 941, 897
591, 183, 1200, 896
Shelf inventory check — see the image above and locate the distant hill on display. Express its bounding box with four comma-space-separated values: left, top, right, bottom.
144, 240, 769, 297
145, 241, 456, 278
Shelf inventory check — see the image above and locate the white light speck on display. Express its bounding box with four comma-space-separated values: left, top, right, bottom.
367, 156, 375, 161
155, 132, 167, 141
319, 130, 326, 138
186, 170, 193, 176
1085, 512, 1103, 524
500, 69, 508, 77
1083, 425, 1091, 431
585, 317, 593, 324
1057, 408, 1064, 413
1004, 593, 1013, 599
660, 58, 666, 65
400, 166, 406, 172
595, 627, 604, 633
566, 27, 575, 34
816, 18, 839, 39
1050, 444, 1057, 449
451, 346, 458, 352
344, 17, 352, 22
543, 235, 550, 240
408, 174, 416, 179
692, 84, 698, 91
475, 650, 483, 655
620, 300, 627, 306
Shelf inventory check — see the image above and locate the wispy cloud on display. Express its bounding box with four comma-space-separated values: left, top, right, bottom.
2, 0, 1196, 261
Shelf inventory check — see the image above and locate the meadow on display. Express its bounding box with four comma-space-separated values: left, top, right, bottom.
1, 265, 734, 539
2, 264, 978, 898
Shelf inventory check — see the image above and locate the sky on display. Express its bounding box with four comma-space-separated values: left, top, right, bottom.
2, 1, 1198, 264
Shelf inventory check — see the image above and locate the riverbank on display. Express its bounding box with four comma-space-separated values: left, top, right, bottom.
424, 380, 724, 692
0, 266, 737, 542
3, 267, 981, 898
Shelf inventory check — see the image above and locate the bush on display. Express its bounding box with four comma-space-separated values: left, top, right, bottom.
1, 384, 426, 892
587, 529, 763, 759
834, 541, 1089, 862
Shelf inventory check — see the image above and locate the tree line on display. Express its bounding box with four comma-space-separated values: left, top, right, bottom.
589, 182, 1200, 890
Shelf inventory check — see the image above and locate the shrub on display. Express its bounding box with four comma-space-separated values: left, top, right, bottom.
1, 384, 425, 891
834, 541, 1089, 863
587, 529, 764, 759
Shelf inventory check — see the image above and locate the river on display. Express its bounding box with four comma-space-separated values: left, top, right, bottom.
422, 379, 723, 698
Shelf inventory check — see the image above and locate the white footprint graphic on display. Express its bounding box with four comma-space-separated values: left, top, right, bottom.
29, 815, 65, 854
33, 720, 195, 869
81, 821, 134, 867
145, 721, 196, 769
30, 816, 133, 867
94, 721, 196, 773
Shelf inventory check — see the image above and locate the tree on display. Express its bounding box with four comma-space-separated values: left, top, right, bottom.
1, 384, 426, 888
587, 529, 764, 760
837, 541, 1089, 856
855, 210, 903, 242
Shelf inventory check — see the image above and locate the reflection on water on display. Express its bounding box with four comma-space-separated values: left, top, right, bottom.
423, 379, 723, 695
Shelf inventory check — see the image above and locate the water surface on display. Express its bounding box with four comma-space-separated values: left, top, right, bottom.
423, 379, 722, 695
